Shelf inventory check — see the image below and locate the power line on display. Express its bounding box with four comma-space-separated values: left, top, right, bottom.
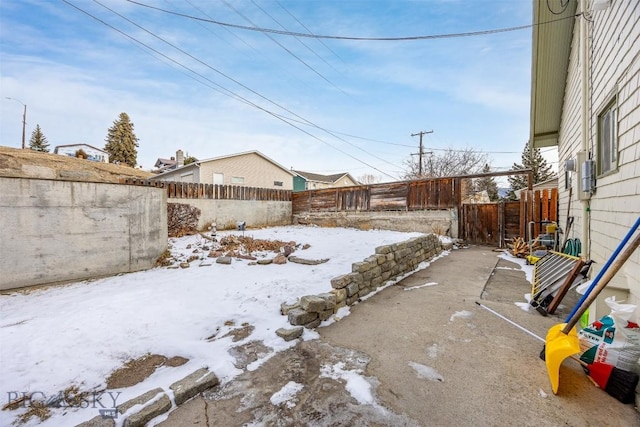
297, 127, 557, 155
63, 1, 553, 179
179, 0, 312, 90
96, 1, 399, 174
64, 0, 401, 180
219, 0, 347, 96
275, 0, 345, 64
250, 0, 342, 75
180, 0, 269, 61
126, 0, 580, 42
91, 0, 558, 165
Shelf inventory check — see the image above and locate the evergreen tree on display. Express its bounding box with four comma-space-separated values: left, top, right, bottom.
104, 112, 139, 167
183, 155, 198, 165
507, 141, 556, 199
28, 124, 50, 152
476, 164, 499, 201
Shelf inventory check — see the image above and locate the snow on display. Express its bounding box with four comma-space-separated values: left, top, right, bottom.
320, 362, 374, 405
449, 310, 474, 322
499, 251, 534, 283
1, 230, 545, 426
497, 251, 536, 310
408, 361, 444, 382
269, 381, 304, 408
0, 226, 432, 426
404, 282, 438, 291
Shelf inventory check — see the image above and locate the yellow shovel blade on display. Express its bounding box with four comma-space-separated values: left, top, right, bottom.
545, 323, 580, 394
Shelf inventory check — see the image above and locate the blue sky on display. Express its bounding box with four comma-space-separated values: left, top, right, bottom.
0, 0, 557, 181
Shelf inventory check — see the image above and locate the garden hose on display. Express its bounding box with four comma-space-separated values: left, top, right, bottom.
562, 238, 581, 257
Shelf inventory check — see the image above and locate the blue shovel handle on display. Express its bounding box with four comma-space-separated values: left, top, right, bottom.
565, 216, 640, 322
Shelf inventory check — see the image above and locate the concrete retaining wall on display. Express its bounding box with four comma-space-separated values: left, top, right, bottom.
170, 198, 292, 230
282, 234, 444, 329
0, 177, 167, 291
293, 210, 457, 238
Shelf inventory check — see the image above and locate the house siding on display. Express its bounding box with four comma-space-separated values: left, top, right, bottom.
55, 144, 108, 163
293, 176, 306, 192
337, 175, 359, 187
558, 2, 640, 314
305, 175, 359, 190
198, 153, 293, 190
152, 165, 199, 183
558, 16, 584, 244
151, 152, 294, 189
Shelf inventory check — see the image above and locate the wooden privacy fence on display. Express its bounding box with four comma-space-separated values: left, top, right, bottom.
121, 172, 549, 247
519, 188, 558, 240
292, 178, 460, 213
120, 178, 291, 201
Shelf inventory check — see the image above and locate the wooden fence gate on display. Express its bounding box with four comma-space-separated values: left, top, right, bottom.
460, 188, 558, 247
461, 203, 501, 246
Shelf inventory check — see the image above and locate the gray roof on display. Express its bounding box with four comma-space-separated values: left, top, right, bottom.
293, 170, 351, 183
154, 158, 176, 168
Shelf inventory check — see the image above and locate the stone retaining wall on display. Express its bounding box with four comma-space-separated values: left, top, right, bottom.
282, 234, 443, 329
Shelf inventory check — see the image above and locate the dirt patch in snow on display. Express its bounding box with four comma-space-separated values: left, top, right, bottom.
106, 354, 188, 389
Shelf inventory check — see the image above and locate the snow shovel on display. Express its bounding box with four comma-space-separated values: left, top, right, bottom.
545, 230, 640, 394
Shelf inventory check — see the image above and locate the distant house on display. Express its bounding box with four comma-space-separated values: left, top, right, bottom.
150, 150, 295, 190
463, 190, 491, 204
530, 0, 640, 315
54, 144, 108, 163
292, 170, 359, 192
154, 157, 177, 172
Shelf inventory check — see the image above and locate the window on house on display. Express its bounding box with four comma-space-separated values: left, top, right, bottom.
231, 176, 245, 184
213, 173, 224, 185
598, 99, 617, 175
274, 181, 283, 186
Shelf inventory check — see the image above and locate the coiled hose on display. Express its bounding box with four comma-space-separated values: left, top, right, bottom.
562, 238, 581, 256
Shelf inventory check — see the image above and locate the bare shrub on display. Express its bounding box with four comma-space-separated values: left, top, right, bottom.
167, 203, 201, 237
431, 222, 448, 236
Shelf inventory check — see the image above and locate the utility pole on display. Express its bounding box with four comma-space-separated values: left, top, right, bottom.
6, 97, 27, 149
411, 130, 433, 177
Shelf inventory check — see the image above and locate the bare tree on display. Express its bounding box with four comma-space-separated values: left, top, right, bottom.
403, 147, 488, 179
358, 174, 381, 185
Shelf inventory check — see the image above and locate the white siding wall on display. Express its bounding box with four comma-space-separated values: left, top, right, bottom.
557, 16, 585, 246
56, 145, 108, 163
559, 1, 640, 317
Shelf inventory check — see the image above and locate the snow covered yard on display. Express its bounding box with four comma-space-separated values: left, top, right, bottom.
0, 226, 431, 426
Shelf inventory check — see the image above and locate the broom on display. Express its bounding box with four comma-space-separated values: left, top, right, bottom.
476, 302, 639, 403
580, 360, 639, 404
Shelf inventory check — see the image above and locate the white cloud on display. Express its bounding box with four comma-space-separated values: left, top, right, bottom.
1, 1, 534, 175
